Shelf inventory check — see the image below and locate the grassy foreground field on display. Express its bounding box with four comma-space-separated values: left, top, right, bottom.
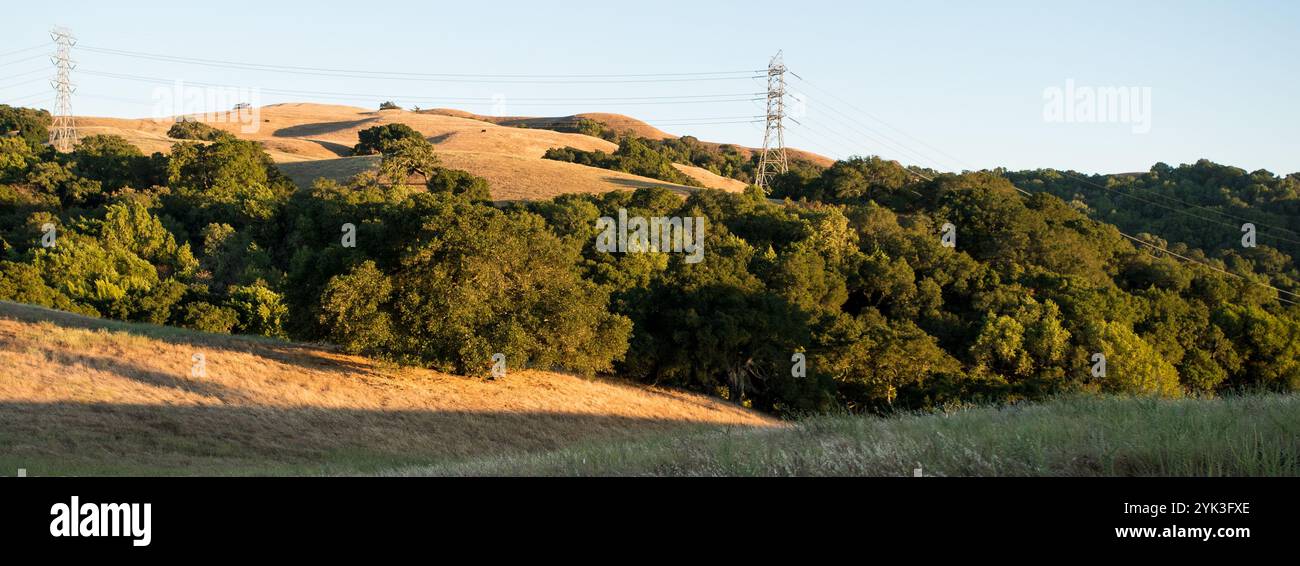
387, 395, 1300, 476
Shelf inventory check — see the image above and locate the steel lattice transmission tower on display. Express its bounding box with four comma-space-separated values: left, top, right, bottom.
49, 27, 78, 152
755, 50, 789, 194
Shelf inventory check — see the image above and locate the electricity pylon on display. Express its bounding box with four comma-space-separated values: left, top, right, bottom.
755, 50, 788, 193
49, 27, 78, 152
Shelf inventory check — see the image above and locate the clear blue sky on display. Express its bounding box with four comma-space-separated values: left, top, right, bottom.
5, 0, 1297, 174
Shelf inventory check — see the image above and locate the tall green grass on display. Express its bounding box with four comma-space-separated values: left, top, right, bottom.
387, 394, 1300, 476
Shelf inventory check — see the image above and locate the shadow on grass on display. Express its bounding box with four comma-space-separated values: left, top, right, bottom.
0, 400, 743, 476
272, 118, 378, 138
601, 176, 694, 196
19, 347, 252, 403
301, 138, 354, 157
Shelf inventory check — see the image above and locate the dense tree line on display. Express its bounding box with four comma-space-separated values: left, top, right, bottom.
1, 111, 1297, 416
543, 137, 703, 187
544, 128, 826, 186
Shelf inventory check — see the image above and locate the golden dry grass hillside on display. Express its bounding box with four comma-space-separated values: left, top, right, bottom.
276, 152, 720, 202
419, 109, 677, 140
0, 301, 777, 475
77, 102, 813, 200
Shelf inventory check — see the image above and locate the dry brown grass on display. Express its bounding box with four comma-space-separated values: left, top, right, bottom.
77, 102, 810, 199
0, 301, 776, 475
673, 163, 749, 192
421, 109, 677, 140
277, 152, 712, 202
80, 103, 613, 160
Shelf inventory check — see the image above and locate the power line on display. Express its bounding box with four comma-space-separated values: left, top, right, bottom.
72, 89, 754, 121
507, 118, 762, 128
779, 124, 842, 160
0, 54, 48, 68
419, 93, 764, 102
791, 113, 936, 180
0, 67, 50, 83
783, 78, 957, 173
70, 90, 757, 131
430, 98, 762, 107
983, 179, 1300, 305
506, 115, 761, 123
1045, 169, 1300, 241
789, 72, 970, 171
78, 45, 761, 84
79, 44, 760, 78
1, 91, 52, 104
78, 69, 762, 106
71, 69, 764, 133
0, 43, 49, 59
769, 70, 962, 179
1032, 169, 1300, 248
1117, 231, 1300, 305
0, 76, 47, 91
69, 43, 773, 147
799, 111, 946, 174
780, 132, 844, 163
784, 112, 934, 181
745, 97, 844, 162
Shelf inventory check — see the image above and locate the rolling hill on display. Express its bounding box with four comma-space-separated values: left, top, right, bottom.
420, 108, 835, 167
418, 108, 679, 140
75, 102, 814, 201
0, 301, 777, 475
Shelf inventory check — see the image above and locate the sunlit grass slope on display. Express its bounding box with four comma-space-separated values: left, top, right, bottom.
0, 301, 776, 476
